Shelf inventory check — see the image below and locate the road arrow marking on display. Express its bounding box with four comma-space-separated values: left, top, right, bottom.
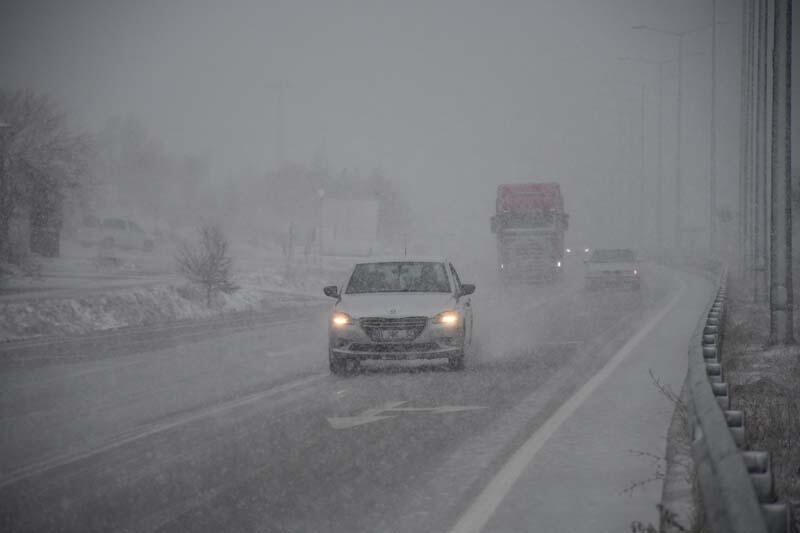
327, 401, 487, 429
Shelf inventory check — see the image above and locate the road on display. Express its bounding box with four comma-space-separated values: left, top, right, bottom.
0, 264, 713, 532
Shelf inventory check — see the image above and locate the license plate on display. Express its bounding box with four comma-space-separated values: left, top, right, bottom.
378, 329, 413, 341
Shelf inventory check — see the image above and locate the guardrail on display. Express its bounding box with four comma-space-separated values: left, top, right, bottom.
687, 271, 792, 532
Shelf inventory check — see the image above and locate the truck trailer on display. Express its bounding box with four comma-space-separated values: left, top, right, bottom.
490, 182, 569, 283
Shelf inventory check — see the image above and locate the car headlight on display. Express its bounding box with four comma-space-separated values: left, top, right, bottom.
433, 310, 460, 326
331, 312, 353, 327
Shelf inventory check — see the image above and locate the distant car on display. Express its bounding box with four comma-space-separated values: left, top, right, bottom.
79, 215, 155, 252
323, 257, 476, 374
584, 248, 640, 290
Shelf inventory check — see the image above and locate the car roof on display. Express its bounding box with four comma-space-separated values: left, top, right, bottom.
351, 256, 450, 265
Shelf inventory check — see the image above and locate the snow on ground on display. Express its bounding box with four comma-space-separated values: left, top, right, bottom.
0, 249, 353, 343
0, 235, 374, 342
0, 283, 318, 342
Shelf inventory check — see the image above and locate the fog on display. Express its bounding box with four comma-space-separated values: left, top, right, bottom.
3, 2, 800, 531
2, 0, 777, 264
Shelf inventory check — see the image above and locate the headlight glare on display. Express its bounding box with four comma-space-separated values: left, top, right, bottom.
434, 310, 459, 326
331, 312, 353, 327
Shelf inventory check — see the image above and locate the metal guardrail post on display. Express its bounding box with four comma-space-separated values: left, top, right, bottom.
687, 270, 792, 533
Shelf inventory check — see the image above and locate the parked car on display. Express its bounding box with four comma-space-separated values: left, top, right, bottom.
584, 248, 640, 290
323, 257, 476, 374
78, 215, 155, 252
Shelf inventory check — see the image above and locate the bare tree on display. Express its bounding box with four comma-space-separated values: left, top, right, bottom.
0, 89, 93, 261
176, 225, 238, 306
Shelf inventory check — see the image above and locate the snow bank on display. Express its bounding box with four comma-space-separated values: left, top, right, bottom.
0, 283, 320, 342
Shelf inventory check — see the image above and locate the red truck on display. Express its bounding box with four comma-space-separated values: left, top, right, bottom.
490, 182, 569, 283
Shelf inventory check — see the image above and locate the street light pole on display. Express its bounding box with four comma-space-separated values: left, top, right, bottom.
618, 56, 679, 254
753, 0, 764, 302
634, 24, 714, 251
742, 2, 752, 274
738, 0, 751, 275
756, 0, 771, 302
709, 0, 718, 251
675, 33, 685, 249
639, 82, 646, 251
656, 62, 665, 252
769, 0, 794, 344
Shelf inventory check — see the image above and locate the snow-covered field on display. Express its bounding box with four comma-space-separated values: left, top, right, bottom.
0, 283, 318, 342
0, 239, 356, 342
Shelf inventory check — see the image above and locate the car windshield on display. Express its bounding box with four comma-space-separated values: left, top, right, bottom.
345, 262, 451, 294
589, 249, 635, 262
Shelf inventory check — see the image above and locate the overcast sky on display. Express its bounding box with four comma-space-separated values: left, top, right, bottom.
1, 0, 794, 251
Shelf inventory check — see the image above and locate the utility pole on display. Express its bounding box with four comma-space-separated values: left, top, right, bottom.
769, 0, 794, 344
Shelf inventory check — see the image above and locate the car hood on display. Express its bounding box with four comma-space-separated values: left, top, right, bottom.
337, 292, 457, 318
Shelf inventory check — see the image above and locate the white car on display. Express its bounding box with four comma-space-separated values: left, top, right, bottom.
79, 215, 155, 252
323, 257, 476, 374
584, 248, 640, 290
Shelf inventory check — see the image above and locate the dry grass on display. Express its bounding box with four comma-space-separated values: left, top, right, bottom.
731, 360, 800, 500
626, 372, 708, 533
724, 277, 800, 525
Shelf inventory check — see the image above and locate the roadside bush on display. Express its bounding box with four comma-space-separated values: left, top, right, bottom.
176, 225, 238, 306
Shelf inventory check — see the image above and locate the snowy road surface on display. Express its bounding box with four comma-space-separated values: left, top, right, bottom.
0, 266, 712, 532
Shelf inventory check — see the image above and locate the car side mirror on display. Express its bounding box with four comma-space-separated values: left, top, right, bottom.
323, 285, 339, 298
459, 283, 476, 297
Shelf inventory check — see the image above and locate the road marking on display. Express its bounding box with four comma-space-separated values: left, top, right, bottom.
448, 281, 686, 533
327, 401, 488, 430
0, 373, 326, 489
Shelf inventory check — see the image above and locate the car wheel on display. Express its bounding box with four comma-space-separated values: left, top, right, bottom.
330, 351, 359, 375
345, 358, 361, 374
329, 350, 346, 375
448, 353, 465, 371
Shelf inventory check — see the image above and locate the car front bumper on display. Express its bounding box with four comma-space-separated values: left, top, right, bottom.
331, 344, 462, 360
329, 322, 464, 361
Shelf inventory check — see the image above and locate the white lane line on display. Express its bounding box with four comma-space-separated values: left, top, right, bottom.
448, 281, 686, 533
0, 373, 326, 489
